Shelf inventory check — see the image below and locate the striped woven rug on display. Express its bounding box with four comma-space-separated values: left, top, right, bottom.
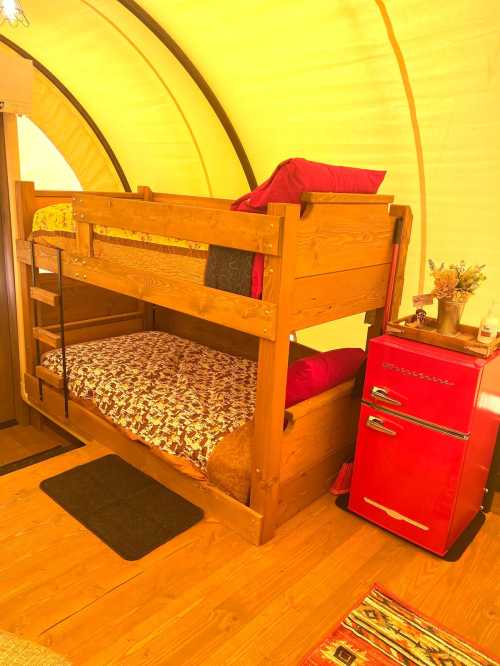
301, 585, 499, 666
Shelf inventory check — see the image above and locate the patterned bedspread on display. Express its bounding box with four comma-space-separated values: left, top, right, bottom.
41, 331, 257, 472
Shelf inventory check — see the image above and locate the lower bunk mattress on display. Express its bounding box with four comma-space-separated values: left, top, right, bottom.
41, 330, 257, 503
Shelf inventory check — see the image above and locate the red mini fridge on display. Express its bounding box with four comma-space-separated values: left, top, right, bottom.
348, 335, 500, 556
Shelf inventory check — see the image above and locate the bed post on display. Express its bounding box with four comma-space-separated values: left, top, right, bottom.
365, 204, 413, 345
388, 204, 413, 321
138, 185, 154, 329
16, 180, 37, 241
137, 185, 153, 201
250, 202, 300, 543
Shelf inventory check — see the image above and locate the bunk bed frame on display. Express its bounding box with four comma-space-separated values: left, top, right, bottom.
15, 181, 412, 544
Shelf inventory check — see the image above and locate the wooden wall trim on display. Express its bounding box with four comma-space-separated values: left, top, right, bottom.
116, 0, 257, 190
0, 35, 131, 193
0, 115, 28, 423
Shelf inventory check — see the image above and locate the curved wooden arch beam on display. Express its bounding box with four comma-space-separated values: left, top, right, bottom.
116, 0, 258, 190
374, 0, 428, 292
0, 34, 132, 193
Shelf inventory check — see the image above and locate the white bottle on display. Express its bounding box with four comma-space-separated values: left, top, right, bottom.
477, 303, 499, 344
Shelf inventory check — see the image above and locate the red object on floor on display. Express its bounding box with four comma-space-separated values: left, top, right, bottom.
329, 462, 354, 496
348, 335, 500, 556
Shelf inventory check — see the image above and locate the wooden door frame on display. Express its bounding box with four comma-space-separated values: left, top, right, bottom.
0, 114, 28, 424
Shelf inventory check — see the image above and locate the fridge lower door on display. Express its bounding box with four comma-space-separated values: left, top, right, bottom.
348, 404, 467, 555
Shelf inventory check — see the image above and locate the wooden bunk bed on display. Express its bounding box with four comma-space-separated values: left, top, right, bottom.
14, 181, 412, 545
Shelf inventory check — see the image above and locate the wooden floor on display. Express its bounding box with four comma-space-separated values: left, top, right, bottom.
0, 429, 498, 665
0, 424, 62, 466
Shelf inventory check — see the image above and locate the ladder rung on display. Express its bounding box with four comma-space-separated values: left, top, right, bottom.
30, 286, 59, 307
35, 365, 64, 389
33, 327, 61, 348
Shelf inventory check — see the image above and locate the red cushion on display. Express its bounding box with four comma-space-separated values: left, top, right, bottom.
250, 253, 264, 299
232, 157, 386, 213
232, 158, 386, 298
285, 348, 366, 408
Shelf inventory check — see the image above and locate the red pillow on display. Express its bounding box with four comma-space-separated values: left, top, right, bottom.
285, 348, 366, 408
232, 158, 386, 213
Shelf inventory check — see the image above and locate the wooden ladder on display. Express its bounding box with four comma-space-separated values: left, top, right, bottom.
29, 241, 69, 417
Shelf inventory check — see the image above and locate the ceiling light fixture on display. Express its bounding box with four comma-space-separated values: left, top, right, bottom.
0, 0, 29, 27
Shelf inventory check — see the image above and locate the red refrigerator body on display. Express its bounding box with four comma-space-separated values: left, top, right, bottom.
348, 335, 500, 556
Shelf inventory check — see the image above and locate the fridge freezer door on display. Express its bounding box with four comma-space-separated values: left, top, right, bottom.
348, 404, 467, 555
363, 335, 483, 434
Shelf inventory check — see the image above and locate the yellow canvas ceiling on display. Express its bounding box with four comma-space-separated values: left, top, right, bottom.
1, 0, 499, 346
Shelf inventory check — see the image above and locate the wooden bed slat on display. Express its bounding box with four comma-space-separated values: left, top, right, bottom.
44, 311, 143, 332
35, 274, 139, 327
152, 192, 233, 209
277, 448, 353, 526
29, 286, 58, 307
296, 203, 395, 278
43, 311, 144, 346
291, 263, 390, 330
281, 380, 358, 483
284, 380, 355, 422
301, 193, 395, 204
73, 194, 282, 255
33, 326, 60, 348
17, 241, 277, 340
35, 190, 142, 198
34, 192, 142, 210
35, 365, 63, 389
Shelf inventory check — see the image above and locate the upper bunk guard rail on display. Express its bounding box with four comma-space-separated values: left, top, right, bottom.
16, 240, 278, 340
33, 189, 146, 209
73, 194, 283, 255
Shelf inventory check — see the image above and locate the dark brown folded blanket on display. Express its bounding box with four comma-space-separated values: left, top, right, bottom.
204, 246, 254, 296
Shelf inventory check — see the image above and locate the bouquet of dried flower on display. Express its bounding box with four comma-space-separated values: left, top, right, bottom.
429, 260, 486, 302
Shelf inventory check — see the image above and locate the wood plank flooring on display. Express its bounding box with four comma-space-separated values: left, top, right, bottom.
0, 424, 60, 466
0, 431, 498, 665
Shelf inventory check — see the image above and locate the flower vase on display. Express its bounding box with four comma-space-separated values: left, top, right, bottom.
437, 298, 467, 336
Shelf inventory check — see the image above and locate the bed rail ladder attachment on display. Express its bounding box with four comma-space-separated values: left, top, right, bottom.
56, 248, 69, 418
29, 242, 69, 417
29, 240, 43, 402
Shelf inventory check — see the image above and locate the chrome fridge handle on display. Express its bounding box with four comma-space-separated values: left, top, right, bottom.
371, 386, 402, 407
366, 416, 397, 437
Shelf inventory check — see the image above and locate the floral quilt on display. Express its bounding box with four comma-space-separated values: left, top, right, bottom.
41, 331, 257, 472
